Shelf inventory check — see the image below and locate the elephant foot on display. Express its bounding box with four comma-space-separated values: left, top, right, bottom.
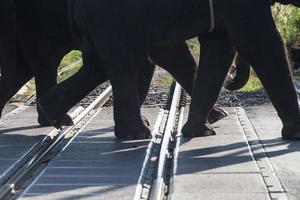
37, 101, 74, 129
38, 115, 52, 126
38, 113, 74, 128
182, 122, 216, 138
208, 107, 228, 124
282, 119, 300, 140
114, 124, 151, 140
126, 131, 151, 140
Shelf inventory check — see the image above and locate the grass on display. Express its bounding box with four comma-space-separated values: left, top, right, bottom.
58, 51, 83, 82
159, 76, 174, 87
237, 71, 300, 93
187, 38, 200, 56
59, 50, 82, 67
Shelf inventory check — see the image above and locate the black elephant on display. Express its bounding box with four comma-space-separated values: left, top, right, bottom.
1, 0, 247, 129
0, 0, 16, 118
37, 0, 300, 140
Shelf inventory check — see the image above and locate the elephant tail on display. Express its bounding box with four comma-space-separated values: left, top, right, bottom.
223, 54, 251, 91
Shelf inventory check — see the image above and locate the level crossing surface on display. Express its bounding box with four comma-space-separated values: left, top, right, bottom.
2, 105, 18, 116
0, 104, 300, 200
171, 107, 268, 200
0, 106, 53, 179
170, 106, 300, 200
19, 107, 160, 200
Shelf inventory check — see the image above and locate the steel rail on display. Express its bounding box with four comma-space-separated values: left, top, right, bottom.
25, 95, 36, 106
133, 109, 165, 200
0, 86, 112, 200
167, 106, 185, 200
0, 106, 83, 187
150, 83, 182, 200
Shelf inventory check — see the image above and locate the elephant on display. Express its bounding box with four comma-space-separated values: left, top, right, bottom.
0, 0, 16, 116
37, 0, 300, 140
0, 0, 248, 130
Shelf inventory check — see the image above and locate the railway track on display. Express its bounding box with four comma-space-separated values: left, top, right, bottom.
0, 60, 182, 199
134, 83, 183, 200
0, 86, 112, 200
0, 79, 187, 200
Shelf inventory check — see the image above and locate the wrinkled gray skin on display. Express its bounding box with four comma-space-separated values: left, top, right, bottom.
37, 0, 300, 140
0, 0, 232, 128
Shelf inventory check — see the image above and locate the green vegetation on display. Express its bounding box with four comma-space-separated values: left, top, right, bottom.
57, 50, 83, 82
160, 76, 174, 87
188, 38, 200, 56
59, 50, 82, 67
272, 5, 300, 42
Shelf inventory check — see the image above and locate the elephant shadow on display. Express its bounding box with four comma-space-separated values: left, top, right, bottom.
176, 137, 300, 176
0, 125, 151, 199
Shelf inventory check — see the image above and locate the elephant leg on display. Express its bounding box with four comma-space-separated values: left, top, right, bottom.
109, 64, 150, 139
225, 3, 300, 139
34, 63, 59, 126
148, 42, 228, 124
148, 43, 196, 95
39, 39, 153, 132
230, 23, 300, 139
137, 59, 155, 127
21, 41, 74, 126
0, 47, 32, 117
137, 58, 155, 106
182, 33, 235, 137
89, 32, 150, 139
0, 0, 16, 77
38, 37, 108, 129
0, 0, 17, 117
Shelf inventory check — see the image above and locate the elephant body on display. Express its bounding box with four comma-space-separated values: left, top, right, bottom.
36, 0, 300, 139
0, 0, 229, 131
1, 0, 299, 139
